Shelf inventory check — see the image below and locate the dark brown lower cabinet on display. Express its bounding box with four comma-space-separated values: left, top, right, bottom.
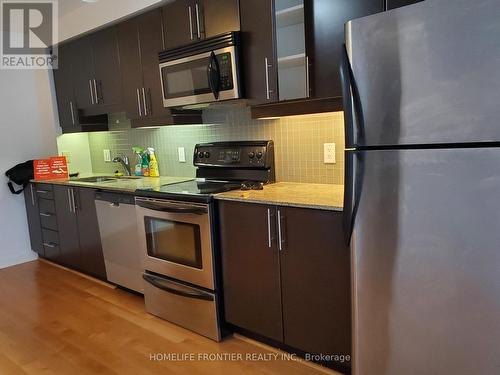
53, 185, 106, 279
280, 206, 351, 358
219, 201, 350, 369
219, 202, 283, 341
24, 183, 44, 255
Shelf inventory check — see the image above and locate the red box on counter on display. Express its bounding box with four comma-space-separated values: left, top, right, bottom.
34, 157, 68, 180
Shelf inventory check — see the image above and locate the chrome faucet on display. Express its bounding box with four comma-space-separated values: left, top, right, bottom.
112, 155, 132, 176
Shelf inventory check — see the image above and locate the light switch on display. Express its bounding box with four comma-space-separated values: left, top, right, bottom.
103, 149, 111, 162
324, 143, 336, 164
178, 147, 186, 163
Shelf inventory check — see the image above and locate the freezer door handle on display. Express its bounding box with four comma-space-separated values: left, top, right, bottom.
343, 151, 364, 245
340, 45, 364, 148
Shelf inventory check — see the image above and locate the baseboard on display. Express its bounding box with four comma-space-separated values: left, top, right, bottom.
0, 251, 38, 270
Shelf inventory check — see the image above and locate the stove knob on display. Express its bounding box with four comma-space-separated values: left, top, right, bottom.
248, 152, 255, 159
198, 152, 204, 158
204, 151, 210, 158
256, 152, 263, 159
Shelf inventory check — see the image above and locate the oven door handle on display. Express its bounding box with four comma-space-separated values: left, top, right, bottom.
143, 274, 214, 301
137, 201, 207, 215
207, 51, 220, 100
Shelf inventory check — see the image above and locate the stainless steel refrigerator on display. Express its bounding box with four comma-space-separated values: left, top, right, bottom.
340, 0, 500, 374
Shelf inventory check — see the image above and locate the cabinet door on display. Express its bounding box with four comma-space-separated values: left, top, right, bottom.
75, 188, 106, 280
163, 0, 196, 50
53, 185, 81, 269
71, 36, 95, 109
280, 207, 351, 358
386, 0, 423, 10
24, 183, 44, 255
240, 0, 278, 104
138, 9, 172, 119
219, 201, 283, 342
117, 17, 144, 120
53, 44, 78, 129
304, 0, 383, 98
198, 0, 240, 39
92, 27, 122, 107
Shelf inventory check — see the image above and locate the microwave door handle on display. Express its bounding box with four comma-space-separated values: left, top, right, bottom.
143, 274, 213, 301
137, 201, 207, 215
207, 51, 220, 100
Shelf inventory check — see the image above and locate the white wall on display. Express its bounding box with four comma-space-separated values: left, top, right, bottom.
0, 69, 59, 269
58, 0, 169, 42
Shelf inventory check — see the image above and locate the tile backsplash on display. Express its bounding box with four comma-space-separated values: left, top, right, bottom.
59, 103, 345, 185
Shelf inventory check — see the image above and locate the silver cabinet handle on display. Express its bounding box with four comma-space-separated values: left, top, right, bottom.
89, 79, 94, 104
136, 88, 142, 117
70, 188, 76, 213
277, 209, 284, 251
43, 242, 57, 248
188, 6, 194, 40
142, 87, 148, 116
67, 188, 73, 213
40, 212, 52, 217
195, 3, 201, 39
93, 79, 99, 104
36, 190, 50, 194
267, 208, 272, 248
265, 57, 271, 100
30, 184, 35, 206
69, 101, 75, 124
305, 55, 310, 98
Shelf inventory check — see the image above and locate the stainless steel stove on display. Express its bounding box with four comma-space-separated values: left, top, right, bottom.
135, 141, 275, 341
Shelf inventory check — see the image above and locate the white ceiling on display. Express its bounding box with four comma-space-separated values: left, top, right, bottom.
58, 0, 88, 18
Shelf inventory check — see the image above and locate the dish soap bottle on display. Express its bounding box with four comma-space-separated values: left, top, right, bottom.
141, 151, 150, 177
148, 147, 160, 177
132, 147, 144, 176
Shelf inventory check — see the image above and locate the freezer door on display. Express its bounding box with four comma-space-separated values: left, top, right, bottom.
350, 148, 500, 375
344, 0, 500, 147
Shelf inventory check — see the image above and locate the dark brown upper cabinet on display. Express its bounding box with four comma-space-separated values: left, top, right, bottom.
244, 0, 383, 115
70, 26, 122, 114
386, 0, 423, 10
117, 9, 171, 122
53, 43, 79, 130
304, 0, 383, 99
240, 0, 278, 104
162, 0, 240, 50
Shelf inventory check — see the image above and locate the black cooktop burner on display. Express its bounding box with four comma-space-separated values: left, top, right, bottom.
136, 179, 243, 203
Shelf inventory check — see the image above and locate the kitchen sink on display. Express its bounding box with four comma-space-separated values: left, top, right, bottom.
75, 176, 118, 183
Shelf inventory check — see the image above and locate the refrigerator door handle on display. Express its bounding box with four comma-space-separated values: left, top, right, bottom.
343, 151, 364, 246
340, 45, 364, 148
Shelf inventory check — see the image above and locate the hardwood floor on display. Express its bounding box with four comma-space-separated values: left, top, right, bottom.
0, 260, 340, 375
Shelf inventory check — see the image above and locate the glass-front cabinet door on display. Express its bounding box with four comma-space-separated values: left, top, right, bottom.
275, 0, 308, 100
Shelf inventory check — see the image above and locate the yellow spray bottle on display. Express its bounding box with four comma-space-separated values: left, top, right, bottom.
148, 147, 160, 177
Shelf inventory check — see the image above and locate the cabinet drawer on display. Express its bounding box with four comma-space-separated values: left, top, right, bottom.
42, 229, 59, 246
43, 242, 60, 260
40, 212, 58, 231
35, 184, 54, 200
39, 198, 56, 215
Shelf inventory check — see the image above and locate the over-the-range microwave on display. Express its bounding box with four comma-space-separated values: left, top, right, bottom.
159, 32, 242, 108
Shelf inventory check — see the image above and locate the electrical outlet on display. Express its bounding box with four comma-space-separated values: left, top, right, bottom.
324, 143, 336, 164
103, 149, 111, 162
178, 147, 186, 163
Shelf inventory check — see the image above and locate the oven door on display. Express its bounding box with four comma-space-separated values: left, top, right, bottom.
159, 45, 240, 107
135, 197, 214, 290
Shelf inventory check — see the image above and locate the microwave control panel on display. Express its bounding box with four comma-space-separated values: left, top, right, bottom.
217, 53, 234, 90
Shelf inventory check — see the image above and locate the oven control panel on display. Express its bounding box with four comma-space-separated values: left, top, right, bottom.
193, 141, 274, 168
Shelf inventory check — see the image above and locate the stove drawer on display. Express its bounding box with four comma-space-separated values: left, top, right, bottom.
143, 273, 221, 341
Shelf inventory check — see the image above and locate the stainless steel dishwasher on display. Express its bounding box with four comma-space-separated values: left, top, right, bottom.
95, 191, 143, 293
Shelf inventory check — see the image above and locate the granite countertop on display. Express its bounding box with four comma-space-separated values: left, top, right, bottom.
215, 182, 344, 211
32, 173, 193, 193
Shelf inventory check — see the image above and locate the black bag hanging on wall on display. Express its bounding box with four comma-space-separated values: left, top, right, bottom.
5, 160, 34, 195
